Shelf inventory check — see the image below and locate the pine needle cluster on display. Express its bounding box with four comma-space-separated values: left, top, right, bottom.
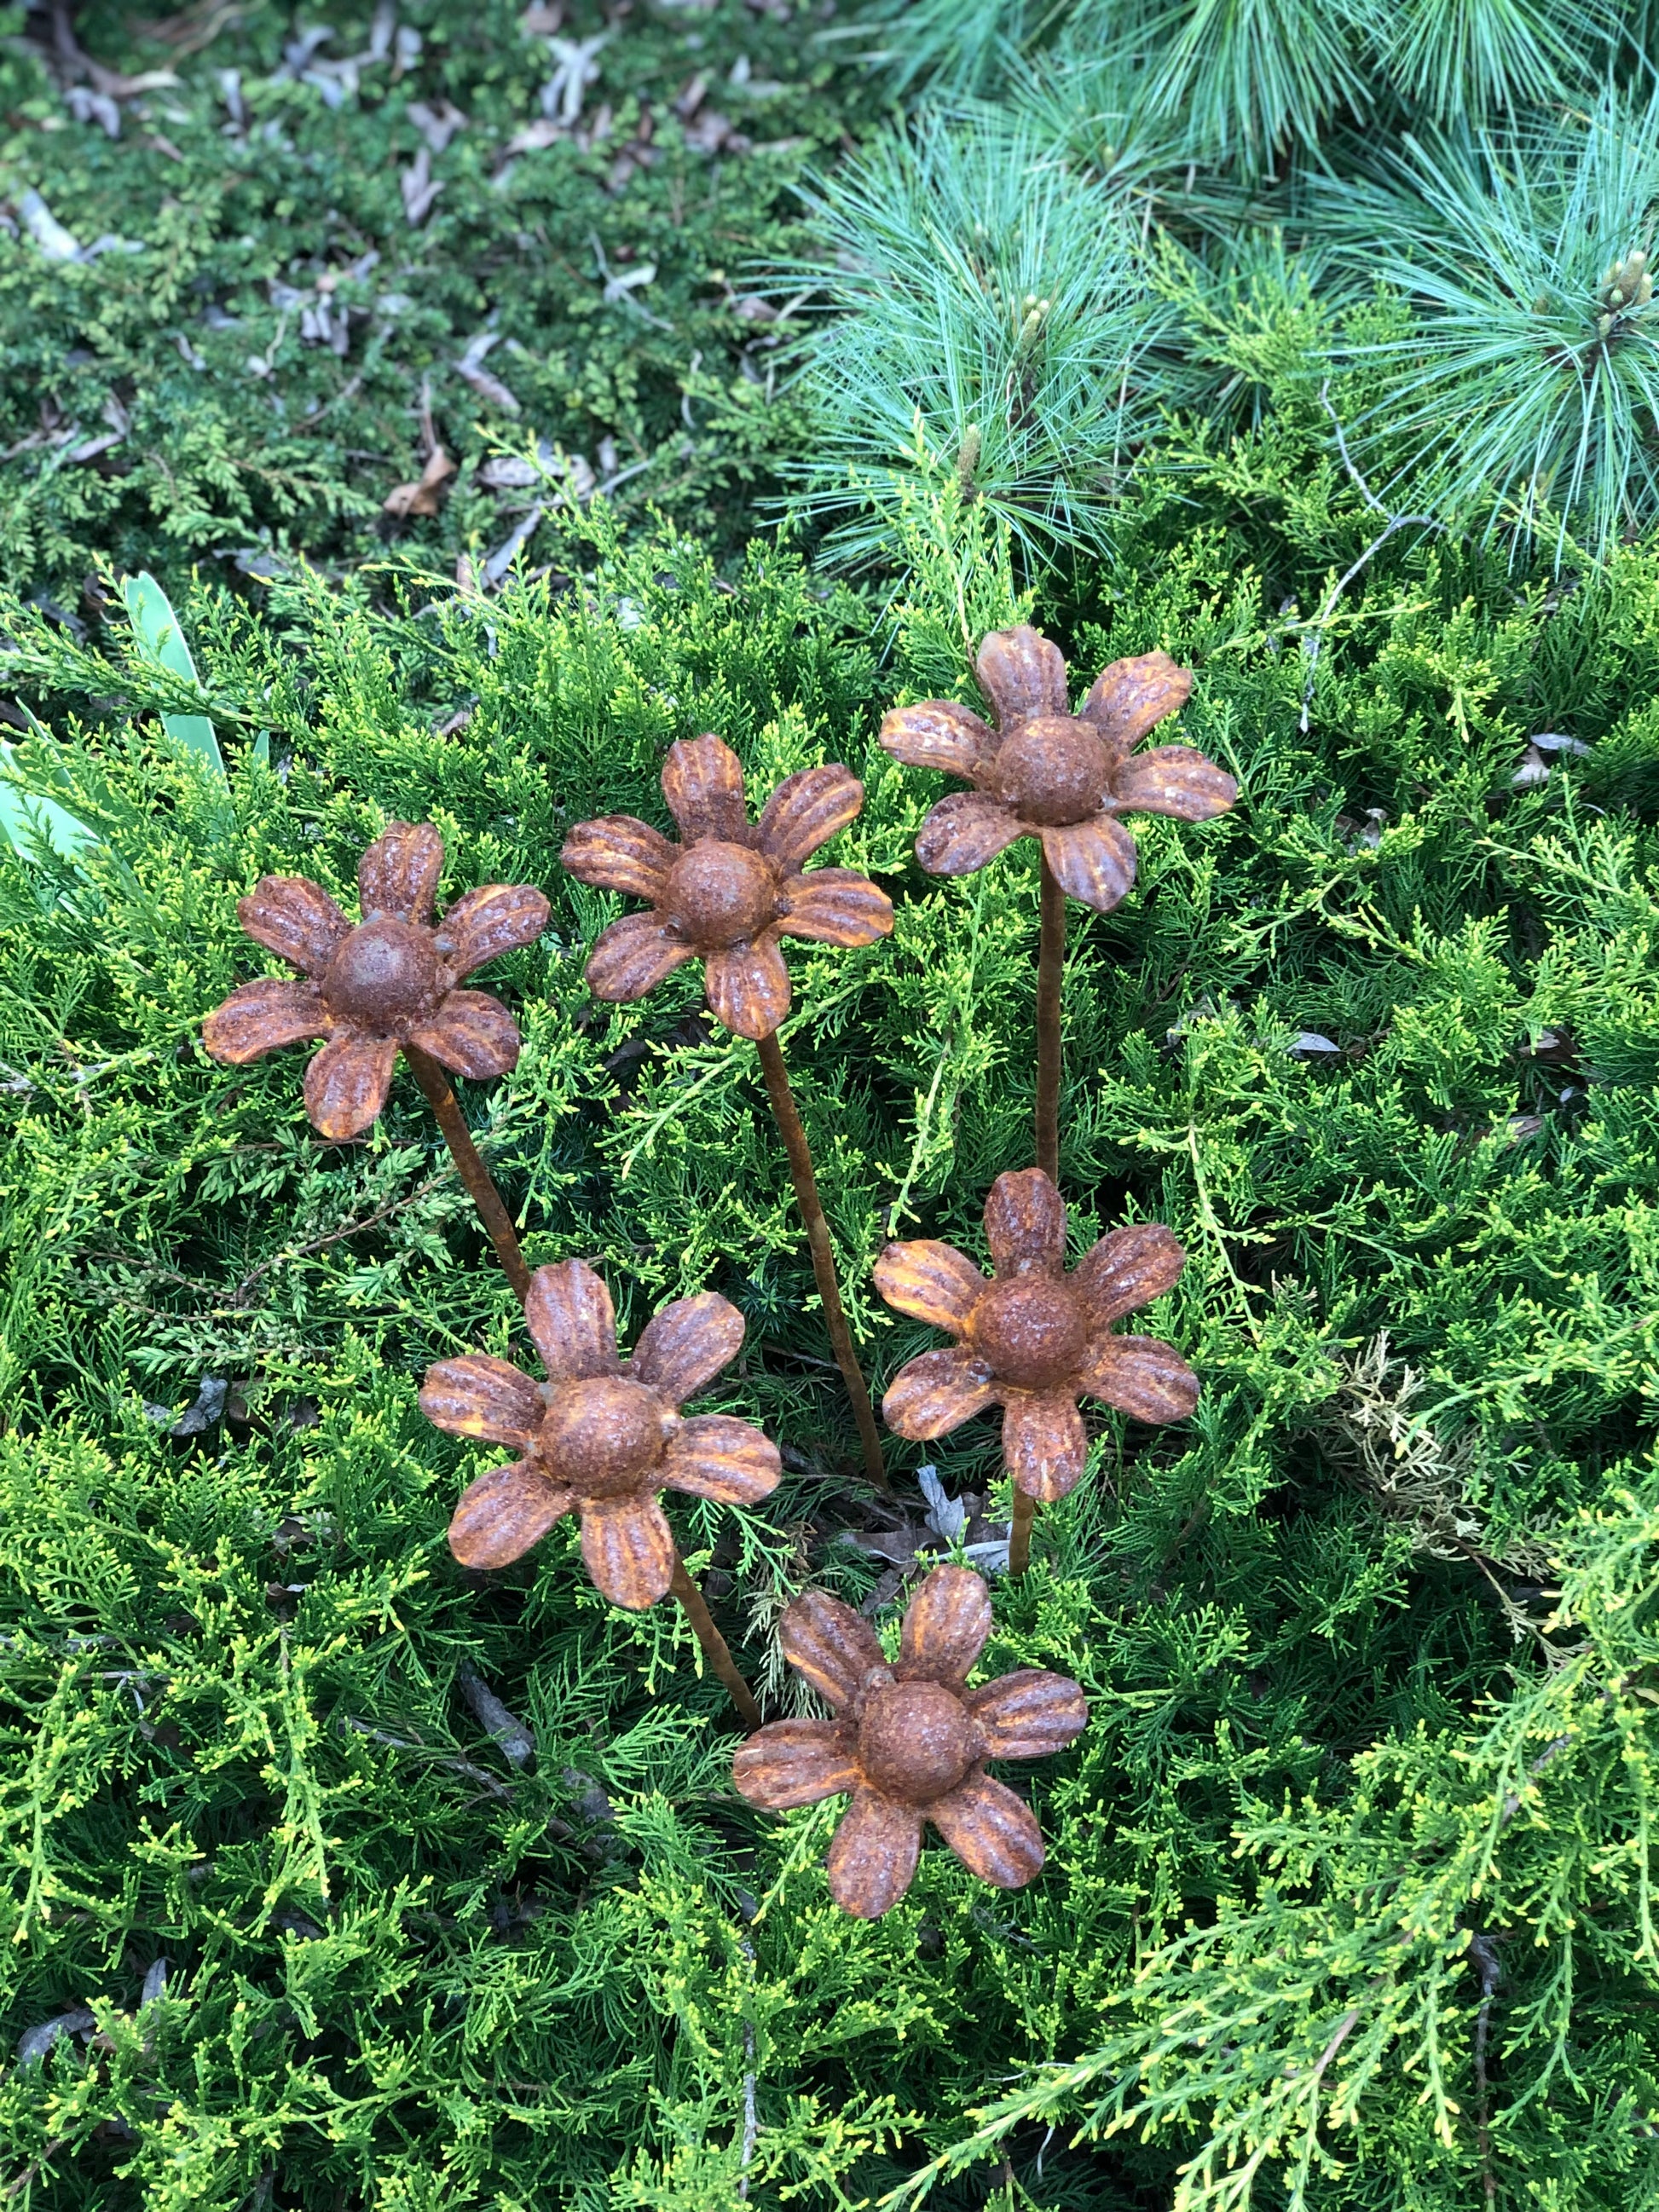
772, 113, 1162, 569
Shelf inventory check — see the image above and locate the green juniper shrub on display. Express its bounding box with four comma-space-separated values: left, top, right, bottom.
3, 3, 1659, 2203
1, 444, 1658, 2204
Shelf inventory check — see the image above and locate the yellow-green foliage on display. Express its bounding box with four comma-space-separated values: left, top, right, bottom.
2, 448, 1658, 2209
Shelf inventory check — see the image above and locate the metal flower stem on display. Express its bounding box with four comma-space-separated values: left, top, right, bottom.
1035, 857, 1065, 1185
1007, 1487, 1037, 1579
671, 1558, 762, 1730
755, 1031, 891, 1495
405, 1045, 534, 1304
1014, 859, 1068, 1577
409, 1044, 765, 1725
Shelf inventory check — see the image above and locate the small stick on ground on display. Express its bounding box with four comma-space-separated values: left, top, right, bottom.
1007, 1487, 1037, 1580
1300, 378, 1438, 736
671, 1556, 762, 1730
755, 1031, 890, 1495
406, 1044, 532, 1303
1035, 856, 1065, 1184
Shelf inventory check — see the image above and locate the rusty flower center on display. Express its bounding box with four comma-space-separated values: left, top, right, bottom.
537, 1377, 669, 1499
322, 918, 441, 1033
971, 1276, 1087, 1391
992, 717, 1110, 828
664, 840, 776, 948
858, 1680, 976, 1804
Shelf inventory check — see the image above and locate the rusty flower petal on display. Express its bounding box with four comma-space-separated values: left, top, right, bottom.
581, 1494, 676, 1610
878, 700, 995, 778
984, 1169, 1066, 1279
302, 1029, 397, 1140
976, 626, 1069, 725
1110, 746, 1237, 823
1078, 650, 1193, 755
359, 821, 444, 921
559, 814, 678, 900
872, 1240, 986, 1334
202, 978, 330, 1063
585, 913, 697, 1002
914, 792, 1023, 876
1073, 1222, 1186, 1328
703, 937, 790, 1039
419, 1354, 544, 1448
408, 990, 521, 1080
967, 1669, 1089, 1760
775, 868, 893, 947
1003, 1394, 1088, 1504
524, 1259, 619, 1383
1078, 1334, 1199, 1424
882, 1347, 999, 1439
631, 1291, 744, 1406
433, 883, 551, 979
660, 1415, 781, 1504
826, 1789, 923, 1919
732, 1718, 859, 1810
757, 764, 863, 870
1038, 816, 1137, 911
928, 1771, 1045, 1889
779, 1587, 885, 1711
662, 734, 748, 844
898, 1563, 991, 1687
449, 1459, 575, 1568
238, 875, 350, 978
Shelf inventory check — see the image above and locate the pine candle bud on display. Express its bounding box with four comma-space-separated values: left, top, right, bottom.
955, 424, 981, 499
1014, 298, 1050, 352
1599, 251, 1653, 317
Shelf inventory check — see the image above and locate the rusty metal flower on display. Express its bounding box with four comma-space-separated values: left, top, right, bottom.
202, 823, 549, 1140
560, 735, 893, 1040
875, 1169, 1198, 1503
879, 624, 1235, 910
419, 1258, 780, 1609
732, 1565, 1086, 1919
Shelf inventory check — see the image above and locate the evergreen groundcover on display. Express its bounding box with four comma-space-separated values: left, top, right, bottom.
4, 4, 1659, 2211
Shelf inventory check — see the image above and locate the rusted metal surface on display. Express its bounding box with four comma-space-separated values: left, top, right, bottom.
203, 821, 549, 1140
876, 1170, 1199, 1506
562, 734, 892, 1041
422, 1260, 779, 1609
879, 623, 1233, 914
732, 1566, 1087, 1919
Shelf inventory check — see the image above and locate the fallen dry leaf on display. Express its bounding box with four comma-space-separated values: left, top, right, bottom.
401, 146, 444, 227
383, 445, 457, 519
506, 116, 566, 153
455, 332, 523, 413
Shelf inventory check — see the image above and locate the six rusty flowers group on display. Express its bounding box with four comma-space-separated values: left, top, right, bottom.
201, 622, 1222, 1920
